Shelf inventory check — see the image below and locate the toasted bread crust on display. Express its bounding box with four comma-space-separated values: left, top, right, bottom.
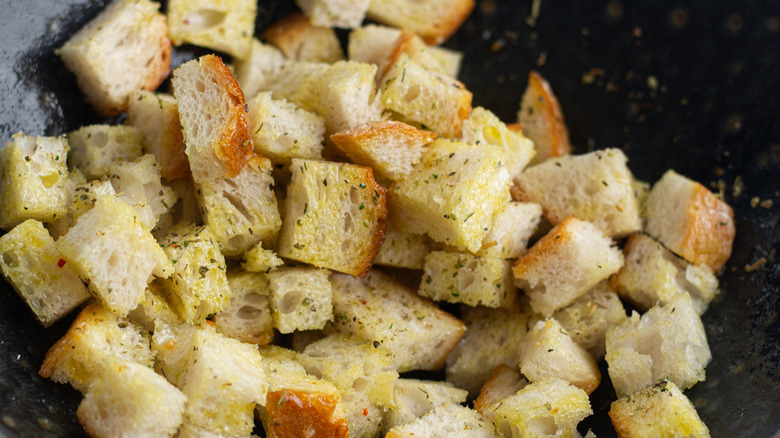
367, 0, 475, 45
265, 389, 350, 438
353, 167, 388, 277
520, 71, 571, 164
512, 216, 576, 278
680, 184, 735, 271
39, 302, 100, 380
331, 121, 437, 151
140, 14, 172, 97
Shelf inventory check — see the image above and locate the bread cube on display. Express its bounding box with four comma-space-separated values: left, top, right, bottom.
419, 251, 516, 308
348, 24, 404, 66
77, 358, 186, 438
385, 30, 463, 78
267, 61, 330, 102
0, 220, 89, 327
213, 270, 274, 345
459, 107, 535, 180
241, 242, 284, 273
248, 92, 325, 165
56, 0, 171, 116
330, 271, 465, 372
340, 388, 385, 437
517, 71, 572, 165
127, 283, 181, 332
645, 170, 735, 271
296, 0, 370, 28
552, 281, 627, 359
197, 154, 282, 257
68, 125, 145, 180
609, 379, 710, 438
265, 12, 344, 62
277, 159, 388, 277
366, 0, 475, 45
513, 216, 624, 316
514, 148, 641, 238
386, 404, 498, 438
330, 121, 437, 181
172, 55, 253, 182
389, 139, 510, 253
490, 378, 592, 438
166, 0, 255, 59
39, 303, 154, 393
605, 293, 711, 397
57, 196, 173, 316
473, 365, 528, 423
126, 91, 190, 181
480, 201, 543, 259
158, 223, 231, 322
235, 39, 287, 99
379, 55, 472, 137
110, 154, 176, 230
267, 266, 334, 334
48, 178, 117, 240
382, 379, 468, 433
150, 323, 199, 387
0, 132, 70, 230
518, 319, 601, 395
373, 224, 432, 270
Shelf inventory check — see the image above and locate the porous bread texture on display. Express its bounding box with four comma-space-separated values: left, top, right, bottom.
480, 201, 543, 259
385, 403, 498, 438
645, 169, 735, 272
267, 266, 334, 334
389, 139, 510, 253
150, 323, 198, 388
605, 293, 711, 397
241, 242, 284, 273
419, 251, 516, 308
39, 303, 154, 393
330, 271, 465, 372
48, 179, 117, 240
109, 154, 176, 230
166, 177, 203, 226
609, 379, 711, 438
382, 378, 468, 434
513, 148, 641, 238
296, 0, 371, 28
266, 62, 330, 102
77, 358, 186, 438
518, 71, 572, 165
126, 91, 190, 181
473, 365, 529, 423
172, 54, 253, 182
512, 216, 624, 316
264, 12, 345, 63
166, 0, 256, 59
126, 283, 181, 332
373, 224, 432, 270
234, 39, 287, 99
56, 0, 171, 116
0, 132, 70, 230
213, 269, 274, 345
0, 220, 90, 327
348, 24, 404, 66
56, 196, 172, 316
68, 124, 144, 180
366, 0, 475, 45
277, 159, 388, 277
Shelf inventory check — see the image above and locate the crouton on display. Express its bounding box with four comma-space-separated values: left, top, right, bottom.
419, 251, 516, 308
68, 125, 145, 180
518, 71, 572, 165
459, 107, 535, 180
473, 365, 528, 423
0, 220, 89, 327
366, 0, 475, 45
265, 12, 344, 62
389, 139, 510, 253
56, 0, 171, 116
382, 379, 468, 433
385, 30, 463, 78
241, 242, 284, 273
213, 269, 274, 345
267, 266, 334, 334
373, 224, 432, 270
172, 54, 253, 182
348, 24, 404, 66
167, 177, 202, 225
126, 91, 190, 181
609, 379, 710, 438
513, 149, 641, 238
127, 283, 181, 332
166, 0, 256, 59
645, 170, 735, 272
480, 201, 542, 259
110, 154, 176, 230
605, 293, 711, 397
512, 216, 624, 316
0, 132, 70, 230
48, 179, 117, 240
277, 159, 388, 277
234, 39, 288, 99
266, 61, 330, 102
385, 404, 498, 438
330, 271, 465, 372
330, 121, 437, 181
56, 196, 173, 316
77, 358, 186, 438
150, 322, 198, 387
296, 0, 371, 28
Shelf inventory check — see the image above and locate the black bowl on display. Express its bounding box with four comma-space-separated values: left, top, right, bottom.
0, 1, 778, 437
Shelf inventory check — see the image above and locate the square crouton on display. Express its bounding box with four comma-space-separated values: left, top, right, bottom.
459, 107, 535, 180
645, 170, 735, 271
296, 0, 370, 28
612, 233, 719, 315
172, 55, 253, 182
605, 293, 711, 397
56, 196, 173, 316
373, 224, 432, 270
158, 223, 231, 322
166, 0, 256, 59
389, 139, 510, 253
512, 216, 624, 316
382, 379, 468, 433
0, 132, 70, 230
366, 0, 475, 45
514, 148, 641, 238
56, 0, 171, 116
126, 91, 190, 181
518, 318, 601, 395
48, 179, 117, 240
267, 266, 334, 334
213, 269, 274, 345
248, 92, 325, 165
77, 358, 186, 438
330, 121, 437, 181
385, 404, 497, 438
379, 55, 472, 137
609, 379, 711, 438
265, 12, 345, 62
473, 365, 529, 423
110, 154, 176, 230
419, 250, 516, 308
266, 61, 330, 102
480, 201, 543, 259
68, 124, 145, 180
0, 220, 90, 327
383, 29, 463, 78
196, 154, 282, 257
517, 71, 572, 165
348, 24, 404, 66
277, 159, 388, 277
330, 271, 465, 372
241, 242, 284, 273
234, 39, 287, 99
39, 303, 154, 393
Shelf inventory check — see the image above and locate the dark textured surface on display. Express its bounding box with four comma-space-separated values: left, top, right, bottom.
0, 1, 778, 437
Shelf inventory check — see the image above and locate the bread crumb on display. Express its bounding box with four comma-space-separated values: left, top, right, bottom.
751, 196, 760, 208
760, 199, 773, 209
745, 257, 767, 272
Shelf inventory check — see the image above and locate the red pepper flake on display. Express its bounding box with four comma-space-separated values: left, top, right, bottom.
206, 320, 216, 326
363, 408, 368, 416
57, 258, 66, 268
359, 299, 367, 305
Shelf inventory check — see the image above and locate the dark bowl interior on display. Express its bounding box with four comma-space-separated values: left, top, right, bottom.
0, 1, 778, 437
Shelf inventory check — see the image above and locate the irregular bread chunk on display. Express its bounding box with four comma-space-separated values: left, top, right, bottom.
385, 404, 498, 438
241, 242, 284, 273
265, 12, 345, 62
127, 283, 181, 332
166, 0, 256, 59
296, 0, 371, 28
382, 379, 468, 433
373, 224, 432, 270
234, 39, 287, 99
48, 179, 117, 240
68, 125, 144, 180
110, 154, 176, 230
480, 201, 542, 259
267, 266, 334, 334
459, 107, 535, 180
473, 365, 528, 423
214, 269, 274, 345
366, 0, 475, 45
518, 71, 572, 165
419, 251, 516, 308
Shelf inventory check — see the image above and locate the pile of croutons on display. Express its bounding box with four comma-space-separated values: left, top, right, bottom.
0, 0, 734, 437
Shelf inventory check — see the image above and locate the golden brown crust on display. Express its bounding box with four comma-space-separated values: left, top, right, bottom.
473, 364, 511, 415
378, 29, 417, 82
679, 185, 735, 272
512, 215, 576, 278
330, 121, 437, 155
523, 71, 571, 163
139, 13, 173, 95
609, 232, 639, 295
353, 167, 389, 278
264, 389, 350, 438
422, 0, 475, 45
39, 302, 101, 380
264, 12, 329, 60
